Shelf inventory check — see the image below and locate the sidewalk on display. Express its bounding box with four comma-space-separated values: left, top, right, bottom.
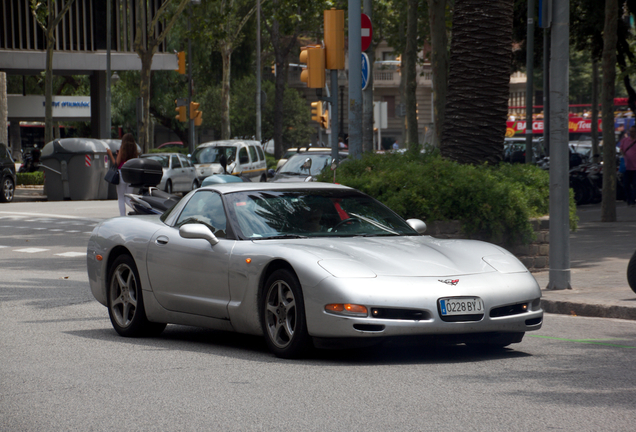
533, 202, 636, 320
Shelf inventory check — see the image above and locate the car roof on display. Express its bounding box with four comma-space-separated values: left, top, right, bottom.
197, 181, 353, 195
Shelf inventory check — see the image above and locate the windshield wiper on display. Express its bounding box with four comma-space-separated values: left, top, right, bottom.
258, 234, 308, 240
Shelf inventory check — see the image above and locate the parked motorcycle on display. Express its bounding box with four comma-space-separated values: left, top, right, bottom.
121, 158, 181, 215
18, 147, 41, 173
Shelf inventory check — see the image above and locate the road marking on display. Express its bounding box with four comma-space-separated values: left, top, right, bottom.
530, 335, 636, 348
0, 211, 94, 220
14, 248, 49, 253
55, 252, 86, 257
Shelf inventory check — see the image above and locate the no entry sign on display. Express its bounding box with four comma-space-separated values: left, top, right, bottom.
361, 14, 372, 52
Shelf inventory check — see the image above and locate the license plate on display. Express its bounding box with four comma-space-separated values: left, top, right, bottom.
439, 297, 484, 316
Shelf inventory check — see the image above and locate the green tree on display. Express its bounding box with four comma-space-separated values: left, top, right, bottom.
441, 0, 514, 164
190, 0, 259, 141
133, 0, 190, 152
262, 0, 327, 158
30, 0, 77, 144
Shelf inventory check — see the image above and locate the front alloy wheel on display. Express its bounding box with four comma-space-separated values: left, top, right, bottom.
107, 255, 165, 337
262, 269, 310, 358
1, 176, 14, 203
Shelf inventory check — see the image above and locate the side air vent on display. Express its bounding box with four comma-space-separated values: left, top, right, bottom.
490, 302, 529, 318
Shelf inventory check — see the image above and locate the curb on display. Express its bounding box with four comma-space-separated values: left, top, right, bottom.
541, 299, 636, 321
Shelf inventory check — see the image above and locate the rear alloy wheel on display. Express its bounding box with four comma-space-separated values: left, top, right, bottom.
261, 269, 310, 358
107, 254, 166, 337
1, 176, 14, 203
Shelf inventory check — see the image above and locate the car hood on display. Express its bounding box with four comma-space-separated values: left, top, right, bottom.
261, 236, 524, 277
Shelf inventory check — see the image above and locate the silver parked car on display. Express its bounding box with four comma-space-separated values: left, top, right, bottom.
141, 153, 198, 193
87, 183, 543, 358
270, 151, 348, 183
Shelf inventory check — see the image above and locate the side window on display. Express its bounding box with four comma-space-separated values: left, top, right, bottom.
176, 191, 227, 238
171, 155, 181, 168
248, 146, 258, 163
239, 147, 249, 164
180, 155, 191, 167
256, 146, 265, 161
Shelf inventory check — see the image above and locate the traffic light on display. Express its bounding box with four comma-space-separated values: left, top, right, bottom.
311, 101, 322, 123
175, 51, 186, 74
175, 100, 186, 122
324, 9, 344, 70
271, 63, 276, 76
299, 46, 325, 89
321, 109, 329, 129
190, 101, 202, 126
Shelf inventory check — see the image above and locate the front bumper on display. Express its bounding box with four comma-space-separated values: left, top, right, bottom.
303, 272, 543, 339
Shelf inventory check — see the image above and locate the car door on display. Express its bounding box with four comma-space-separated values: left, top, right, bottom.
146, 191, 232, 318
179, 154, 196, 189
170, 154, 184, 191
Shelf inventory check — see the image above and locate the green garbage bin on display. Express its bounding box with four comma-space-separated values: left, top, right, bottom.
40, 138, 110, 201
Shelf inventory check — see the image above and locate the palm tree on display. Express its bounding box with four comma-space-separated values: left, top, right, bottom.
440, 0, 514, 164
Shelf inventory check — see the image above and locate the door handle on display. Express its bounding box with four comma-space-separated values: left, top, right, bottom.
155, 236, 169, 245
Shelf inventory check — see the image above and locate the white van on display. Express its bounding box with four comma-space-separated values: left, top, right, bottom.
191, 139, 268, 182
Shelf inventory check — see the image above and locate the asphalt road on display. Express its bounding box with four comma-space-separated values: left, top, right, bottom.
1, 200, 636, 431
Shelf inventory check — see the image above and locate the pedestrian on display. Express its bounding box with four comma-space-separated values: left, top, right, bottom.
106, 133, 139, 216
620, 125, 636, 206
392, 140, 399, 150
338, 136, 347, 150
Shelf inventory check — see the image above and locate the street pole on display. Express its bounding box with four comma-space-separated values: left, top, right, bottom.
362, 0, 374, 153
105, 0, 111, 139
548, 0, 570, 290
525, 0, 535, 164
255, 0, 262, 142
188, 5, 195, 154
348, 0, 362, 158
331, 70, 339, 164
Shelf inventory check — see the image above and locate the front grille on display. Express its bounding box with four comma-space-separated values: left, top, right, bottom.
439, 314, 484, 323
370, 308, 431, 321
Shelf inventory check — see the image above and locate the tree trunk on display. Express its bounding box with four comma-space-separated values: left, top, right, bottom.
0, 72, 7, 148
441, 0, 513, 164
601, 0, 617, 222
591, 58, 599, 164
427, 0, 448, 148
45, 29, 55, 144
273, 54, 287, 159
404, 0, 419, 148
221, 46, 232, 140
138, 53, 153, 153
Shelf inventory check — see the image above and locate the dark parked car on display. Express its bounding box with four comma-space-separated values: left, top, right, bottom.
1, 143, 16, 203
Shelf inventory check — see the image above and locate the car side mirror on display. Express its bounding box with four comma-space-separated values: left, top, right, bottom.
302, 157, 312, 171
406, 219, 427, 234
179, 223, 219, 246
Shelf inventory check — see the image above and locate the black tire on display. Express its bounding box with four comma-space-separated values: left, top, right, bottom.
165, 180, 173, 194
1, 176, 14, 203
107, 254, 166, 337
627, 250, 636, 294
261, 269, 311, 358
192, 179, 199, 190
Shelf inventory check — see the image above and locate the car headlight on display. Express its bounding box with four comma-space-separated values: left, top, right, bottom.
482, 254, 528, 273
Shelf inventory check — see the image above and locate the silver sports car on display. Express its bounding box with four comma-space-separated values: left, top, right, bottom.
87, 182, 543, 358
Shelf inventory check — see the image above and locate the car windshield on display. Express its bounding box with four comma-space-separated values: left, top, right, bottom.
192, 146, 237, 164
279, 154, 335, 176
142, 155, 169, 168
224, 189, 418, 239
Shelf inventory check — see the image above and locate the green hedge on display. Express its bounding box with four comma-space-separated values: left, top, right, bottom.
16, 172, 44, 186
318, 148, 577, 245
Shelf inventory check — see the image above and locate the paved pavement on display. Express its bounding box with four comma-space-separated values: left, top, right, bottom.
11, 185, 636, 321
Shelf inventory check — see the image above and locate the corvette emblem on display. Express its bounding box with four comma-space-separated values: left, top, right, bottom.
438, 279, 459, 286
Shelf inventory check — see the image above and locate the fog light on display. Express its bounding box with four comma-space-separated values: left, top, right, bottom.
325, 303, 368, 317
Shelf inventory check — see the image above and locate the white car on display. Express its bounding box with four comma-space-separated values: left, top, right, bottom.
140, 153, 198, 193
192, 139, 267, 183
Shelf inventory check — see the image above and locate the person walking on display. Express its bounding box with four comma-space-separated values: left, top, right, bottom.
620, 125, 636, 206
106, 133, 139, 216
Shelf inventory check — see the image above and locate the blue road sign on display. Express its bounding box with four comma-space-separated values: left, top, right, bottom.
361, 53, 370, 90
